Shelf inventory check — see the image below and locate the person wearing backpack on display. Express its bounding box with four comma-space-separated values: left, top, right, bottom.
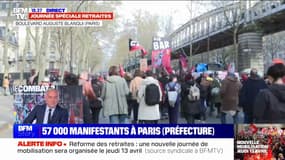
137, 70, 162, 124
199, 74, 212, 123
165, 74, 181, 124
210, 72, 222, 118
181, 75, 201, 123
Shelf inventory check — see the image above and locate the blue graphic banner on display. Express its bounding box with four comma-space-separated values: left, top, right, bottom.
14, 124, 234, 138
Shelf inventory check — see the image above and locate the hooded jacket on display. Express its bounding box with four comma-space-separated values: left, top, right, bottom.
253, 84, 285, 123
240, 76, 268, 114
181, 80, 201, 115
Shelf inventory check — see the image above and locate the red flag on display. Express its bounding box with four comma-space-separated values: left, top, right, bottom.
179, 52, 188, 71
119, 64, 125, 77
130, 45, 147, 56
129, 39, 147, 57
162, 48, 173, 74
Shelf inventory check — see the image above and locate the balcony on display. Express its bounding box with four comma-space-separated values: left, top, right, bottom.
0, 27, 18, 46
18, 52, 35, 62
8, 57, 15, 65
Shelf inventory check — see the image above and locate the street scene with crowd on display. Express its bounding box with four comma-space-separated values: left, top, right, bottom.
0, 1, 285, 142
3, 59, 283, 125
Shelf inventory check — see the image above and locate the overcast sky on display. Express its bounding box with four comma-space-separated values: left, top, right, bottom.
118, 1, 216, 31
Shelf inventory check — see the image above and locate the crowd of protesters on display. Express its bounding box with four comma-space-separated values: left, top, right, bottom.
8, 58, 285, 124
59, 59, 284, 124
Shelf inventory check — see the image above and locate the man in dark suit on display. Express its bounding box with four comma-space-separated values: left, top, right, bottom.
23, 89, 68, 124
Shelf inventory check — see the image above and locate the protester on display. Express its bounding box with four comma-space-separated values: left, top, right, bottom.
23, 89, 68, 124
2, 76, 9, 96
210, 72, 222, 118
181, 75, 201, 124
165, 74, 181, 124
239, 68, 267, 123
158, 71, 170, 119
64, 72, 79, 85
8, 74, 14, 95
272, 58, 285, 84
101, 66, 130, 124
253, 63, 285, 123
137, 70, 162, 124
124, 72, 133, 119
220, 72, 242, 124
129, 69, 143, 124
240, 73, 248, 84
86, 77, 102, 124
199, 73, 212, 122
79, 71, 93, 123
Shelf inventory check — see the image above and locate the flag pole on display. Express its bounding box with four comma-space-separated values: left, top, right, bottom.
128, 38, 132, 72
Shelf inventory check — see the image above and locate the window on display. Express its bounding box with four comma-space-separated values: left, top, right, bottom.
1, 3, 6, 10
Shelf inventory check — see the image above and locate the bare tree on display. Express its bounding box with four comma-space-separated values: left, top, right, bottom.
185, 1, 211, 66
133, 10, 160, 51
263, 33, 285, 60
211, 0, 247, 71
48, 1, 121, 76
110, 33, 129, 66
20, 27, 30, 83
72, 0, 120, 73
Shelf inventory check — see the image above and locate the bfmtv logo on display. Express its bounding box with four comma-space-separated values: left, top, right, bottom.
18, 125, 33, 132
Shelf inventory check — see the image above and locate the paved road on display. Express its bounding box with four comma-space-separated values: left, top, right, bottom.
0, 94, 244, 138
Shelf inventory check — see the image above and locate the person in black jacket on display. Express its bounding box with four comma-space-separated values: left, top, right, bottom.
253, 63, 285, 123
181, 75, 201, 123
240, 68, 268, 123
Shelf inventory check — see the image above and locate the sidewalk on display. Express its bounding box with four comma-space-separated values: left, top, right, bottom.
0, 95, 14, 137
0, 121, 8, 131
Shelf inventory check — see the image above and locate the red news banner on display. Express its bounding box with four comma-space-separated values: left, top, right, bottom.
18, 141, 66, 147
28, 12, 114, 20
